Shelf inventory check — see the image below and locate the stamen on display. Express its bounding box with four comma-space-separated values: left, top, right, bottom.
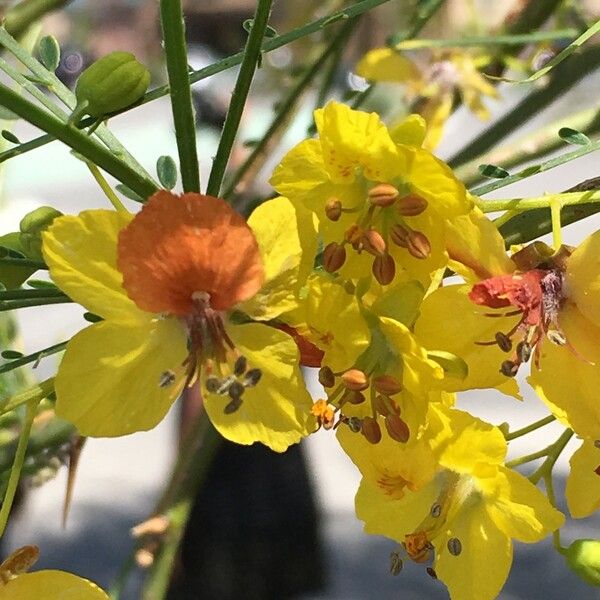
243, 368, 262, 387
495, 332, 512, 352
159, 370, 176, 388
385, 414, 410, 443
318, 366, 335, 388
516, 341, 532, 363
547, 329, 567, 346
430, 503, 442, 518
233, 355, 247, 376
323, 242, 347, 273
390, 550, 404, 575
372, 252, 396, 285
426, 567, 438, 579
500, 360, 519, 377
447, 537, 462, 556
361, 416, 382, 444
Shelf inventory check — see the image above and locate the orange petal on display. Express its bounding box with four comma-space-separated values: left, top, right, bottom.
117, 191, 264, 315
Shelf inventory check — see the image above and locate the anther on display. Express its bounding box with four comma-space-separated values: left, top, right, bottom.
390, 551, 403, 576
234, 355, 248, 376
205, 376, 222, 393
397, 193, 428, 217
159, 370, 176, 388
516, 341, 532, 363
495, 332, 512, 352
228, 380, 245, 400
373, 375, 403, 395
361, 416, 382, 444
224, 397, 243, 414
373, 252, 396, 285
318, 366, 336, 388
406, 230, 431, 260
547, 329, 567, 346
385, 414, 410, 443
342, 390, 367, 405
390, 224, 410, 248
323, 242, 346, 273
362, 229, 387, 256
595, 440, 600, 449
373, 394, 393, 417
447, 537, 462, 556
426, 567, 438, 579
500, 360, 519, 377
325, 197, 342, 221
243, 368, 262, 387
368, 183, 399, 207
347, 416, 362, 433
430, 503, 442, 518
341, 368, 369, 391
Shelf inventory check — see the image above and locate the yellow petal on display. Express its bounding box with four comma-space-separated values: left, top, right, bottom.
565, 229, 600, 329
566, 439, 600, 518
421, 95, 453, 151
436, 502, 512, 600
415, 285, 521, 396
241, 197, 317, 320
55, 318, 187, 437
0, 570, 109, 599
204, 323, 313, 452
355, 477, 439, 542
356, 48, 422, 85
446, 206, 515, 282
483, 466, 564, 542
389, 113, 427, 147
42, 210, 143, 324
529, 303, 600, 439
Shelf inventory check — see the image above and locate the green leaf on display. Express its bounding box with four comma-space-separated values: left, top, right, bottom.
83, 312, 103, 323
38, 35, 61, 72
0, 245, 25, 259
156, 155, 178, 190
1, 130, 19, 144
0, 107, 18, 121
25, 279, 57, 289
116, 183, 144, 202
516, 164, 542, 178
558, 127, 591, 146
1, 350, 23, 360
478, 163, 510, 179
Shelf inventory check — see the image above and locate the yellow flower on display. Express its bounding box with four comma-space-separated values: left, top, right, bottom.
351, 406, 563, 600
566, 438, 600, 519
0, 545, 108, 599
43, 192, 313, 452
270, 101, 470, 287
356, 48, 499, 149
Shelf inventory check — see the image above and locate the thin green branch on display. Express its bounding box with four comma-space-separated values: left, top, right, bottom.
4, 0, 72, 39
0, 340, 66, 375
478, 190, 600, 213
206, 0, 274, 197
0, 287, 65, 300
0, 26, 153, 182
471, 138, 600, 197
529, 429, 574, 485
0, 257, 47, 269
86, 162, 128, 213
0, 82, 158, 198
222, 17, 357, 199
0, 296, 73, 311
0, 0, 396, 164
506, 447, 550, 469
394, 28, 579, 49
505, 414, 556, 441
0, 376, 53, 417
160, 0, 200, 193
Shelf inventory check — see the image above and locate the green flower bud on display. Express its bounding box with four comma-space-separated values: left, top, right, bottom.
564, 539, 600, 586
19, 206, 63, 261
74, 51, 150, 119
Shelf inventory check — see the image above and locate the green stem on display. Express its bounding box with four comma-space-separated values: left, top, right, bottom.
478, 189, 600, 213
0, 398, 37, 536
222, 17, 357, 199
551, 199, 562, 249
0, 256, 47, 269
394, 28, 580, 49
0, 288, 65, 300
0, 340, 66, 375
529, 429, 574, 485
0, 377, 54, 414
86, 162, 128, 213
456, 108, 600, 187
0, 82, 157, 198
0, 0, 396, 164
449, 44, 600, 168
505, 415, 556, 441
544, 471, 564, 551
4, 0, 72, 39
206, 0, 274, 197
160, 0, 200, 193
0, 296, 73, 311
0, 27, 153, 182
505, 447, 551, 469
472, 138, 600, 197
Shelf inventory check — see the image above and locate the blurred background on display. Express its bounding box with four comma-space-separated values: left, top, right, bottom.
1, 0, 600, 598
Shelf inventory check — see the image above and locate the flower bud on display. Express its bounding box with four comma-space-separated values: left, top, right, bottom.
323, 242, 346, 272
20, 206, 63, 260
564, 539, 600, 586
390, 224, 410, 248
75, 51, 151, 118
372, 253, 395, 285
406, 230, 431, 260
397, 193, 428, 216
361, 416, 382, 444
341, 368, 369, 391
385, 414, 410, 443
368, 183, 399, 207
362, 229, 386, 256
325, 198, 342, 221
373, 375, 403, 395
318, 366, 335, 388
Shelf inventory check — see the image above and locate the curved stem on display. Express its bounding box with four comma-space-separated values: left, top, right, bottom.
0, 398, 37, 536
206, 0, 274, 197
0, 340, 66, 375
86, 162, 128, 214
0, 296, 72, 312
160, 0, 200, 193
505, 447, 551, 469
0, 377, 54, 414
505, 414, 556, 441
478, 189, 600, 213
529, 429, 574, 485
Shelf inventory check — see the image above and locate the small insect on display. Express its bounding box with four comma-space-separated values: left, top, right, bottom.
0, 545, 39, 584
